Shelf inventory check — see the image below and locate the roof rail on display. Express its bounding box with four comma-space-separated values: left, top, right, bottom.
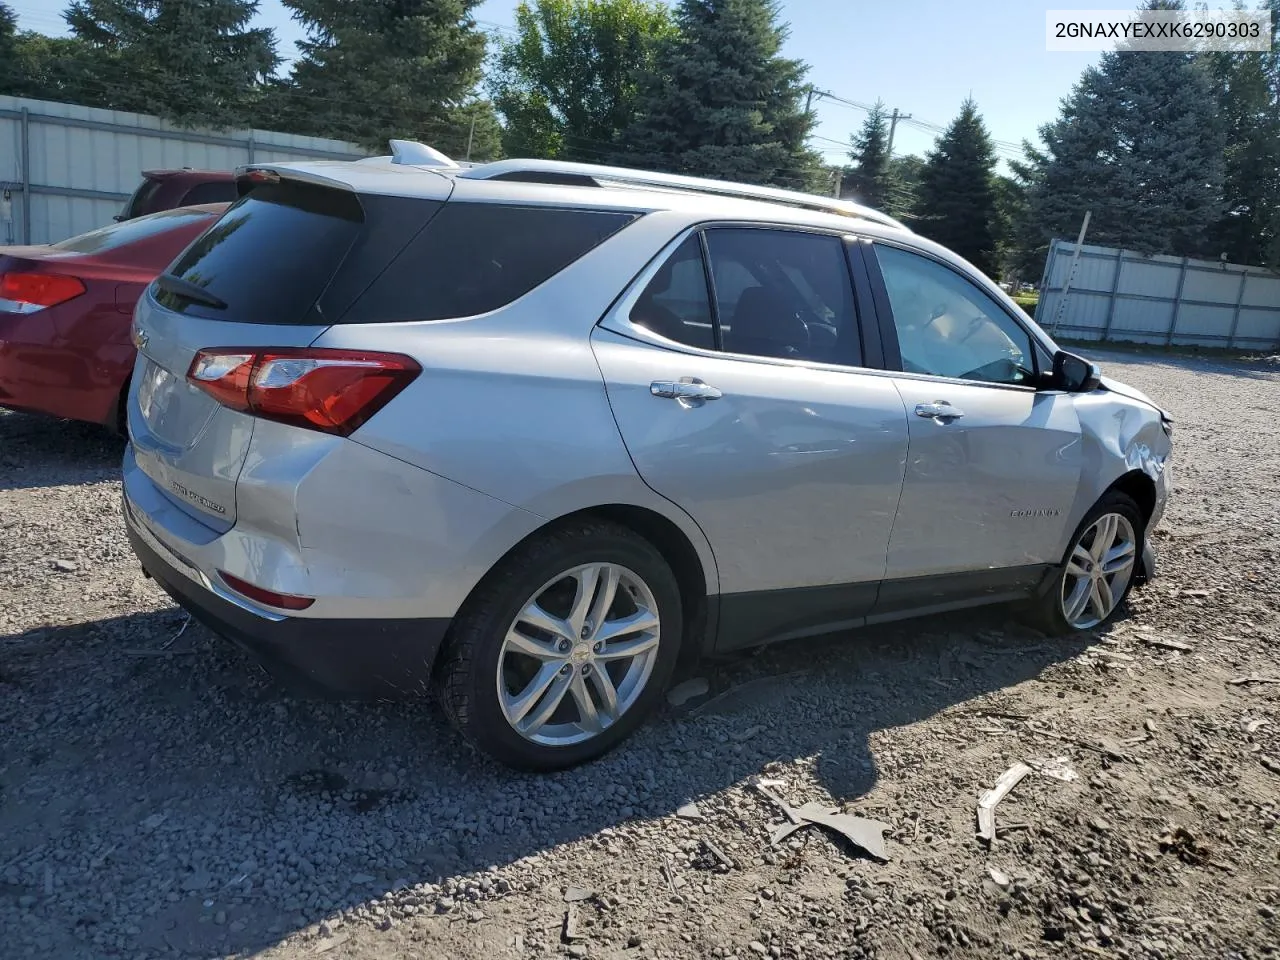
459, 159, 907, 230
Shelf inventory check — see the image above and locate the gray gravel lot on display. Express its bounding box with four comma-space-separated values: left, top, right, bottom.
2, 349, 1278, 960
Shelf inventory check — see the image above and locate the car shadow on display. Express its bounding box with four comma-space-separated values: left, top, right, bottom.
0, 600, 1096, 957
0, 410, 123, 492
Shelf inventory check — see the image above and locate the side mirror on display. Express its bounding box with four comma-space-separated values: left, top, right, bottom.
1052, 350, 1102, 393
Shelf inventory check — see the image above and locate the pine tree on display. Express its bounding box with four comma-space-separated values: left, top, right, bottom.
490, 0, 673, 162
884, 154, 923, 221
0, 4, 16, 81
1203, 1, 1280, 266
1020, 9, 1224, 260
272, 0, 486, 151
843, 100, 895, 210
914, 98, 1000, 277
63, 0, 279, 128
615, 0, 820, 189
1207, 50, 1280, 266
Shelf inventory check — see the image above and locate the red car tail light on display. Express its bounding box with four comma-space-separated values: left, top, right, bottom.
187, 348, 420, 436
0, 272, 86, 312
217, 570, 315, 611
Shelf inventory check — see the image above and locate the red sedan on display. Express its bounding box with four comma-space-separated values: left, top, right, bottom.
0, 204, 226, 431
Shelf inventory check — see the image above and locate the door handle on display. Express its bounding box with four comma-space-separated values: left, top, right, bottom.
650, 379, 723, 401
914, 401, 964, 421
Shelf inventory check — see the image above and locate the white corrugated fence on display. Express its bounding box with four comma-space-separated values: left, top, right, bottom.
0, 95, 366, 245
1035, 238, 1280, 350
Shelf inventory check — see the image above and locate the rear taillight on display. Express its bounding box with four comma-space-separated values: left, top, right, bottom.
187, 348, 419, 436
0, 272, 86, 313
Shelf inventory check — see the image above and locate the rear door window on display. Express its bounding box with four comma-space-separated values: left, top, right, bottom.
629, 236, 716, 349
704, 228, 862, 366
157, 181, 364, 323
342, 204, 637, 323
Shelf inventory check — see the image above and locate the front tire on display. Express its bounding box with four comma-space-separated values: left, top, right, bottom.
1028, 491, 1144, 635
436, 520, 682, 771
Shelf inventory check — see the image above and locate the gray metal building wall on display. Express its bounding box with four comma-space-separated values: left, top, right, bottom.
0, 95, 366, 245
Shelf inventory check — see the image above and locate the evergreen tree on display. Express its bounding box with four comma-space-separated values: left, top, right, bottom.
490, 0, 672, 162
883, 153, 923, 221
1020, 7, 1224, 260
0, 4, 16, 90
914, 98, 1000, 276
451, 99, 504, 162
273, 0, 486, 151
615, 0, 820, 189
63, 0, 278, 127
843, 100, 895, 210
1203, 0, 1280, 266
1207, 49, 1280, 265
991, 173, 1029, 281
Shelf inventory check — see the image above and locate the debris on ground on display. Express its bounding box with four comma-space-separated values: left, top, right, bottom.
1138, 634, 1193, 652
666, 677, 710, 706
752, 779, 891, 861
976, 762, 1032, 844
1027, 756, 1078, 782
675, 800, 703, 820
1227, 674, 1280, 686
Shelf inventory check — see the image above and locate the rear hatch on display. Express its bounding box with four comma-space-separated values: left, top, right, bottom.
128, 170, 449, 528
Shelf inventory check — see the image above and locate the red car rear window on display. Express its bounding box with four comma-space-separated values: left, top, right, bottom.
51, 208, 214, 254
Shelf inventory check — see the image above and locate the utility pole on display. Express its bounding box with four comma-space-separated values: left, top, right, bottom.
887, 107, 911, 157
465, 113, 477, 162
1049, 210, 1092, 335
804, 85, 816, 117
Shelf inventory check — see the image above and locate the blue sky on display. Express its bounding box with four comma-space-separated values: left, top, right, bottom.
11, 0, 1104, 166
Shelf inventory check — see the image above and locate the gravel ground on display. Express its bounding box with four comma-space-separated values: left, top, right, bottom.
2, 349, 1278, 960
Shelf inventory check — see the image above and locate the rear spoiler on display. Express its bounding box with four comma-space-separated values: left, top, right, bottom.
233, 154, 456, 202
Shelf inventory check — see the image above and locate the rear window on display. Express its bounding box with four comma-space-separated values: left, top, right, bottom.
342, 203, 637, 324
157, 181, 363, 322
51, 207, 214, 254
121, 177, 163, 220
181, 181, 238, 206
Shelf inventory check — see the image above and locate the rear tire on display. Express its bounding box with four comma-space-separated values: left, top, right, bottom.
436, 520, 682, 771
1025, 491, 1144, 635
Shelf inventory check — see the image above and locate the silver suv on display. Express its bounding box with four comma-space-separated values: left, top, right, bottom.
122, 143, 1172, 770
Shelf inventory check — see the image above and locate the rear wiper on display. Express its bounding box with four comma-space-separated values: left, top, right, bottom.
155, 273, 227, 310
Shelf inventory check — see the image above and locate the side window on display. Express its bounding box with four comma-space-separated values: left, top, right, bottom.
629, 236, 716, 350
181, 181, 238, 206
704, 228, 860, 366
876, 244, 1035, 386
345, 204, 636, 323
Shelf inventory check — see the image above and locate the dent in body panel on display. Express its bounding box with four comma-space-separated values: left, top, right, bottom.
885, 381, 1084, 577
292, 439, 546, 619
317, 327, 721, 593
1066, 386, 1172, 536
592, 327, 909, 596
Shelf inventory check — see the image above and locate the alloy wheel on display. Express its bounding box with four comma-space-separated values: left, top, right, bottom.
496, 562, 661, 747
1060, 512, 1137, 629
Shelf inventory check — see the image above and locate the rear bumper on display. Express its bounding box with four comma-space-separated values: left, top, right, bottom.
125, 506, 449, 699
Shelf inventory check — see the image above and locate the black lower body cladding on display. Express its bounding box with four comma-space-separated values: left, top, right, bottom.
126, 521, 449, 700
